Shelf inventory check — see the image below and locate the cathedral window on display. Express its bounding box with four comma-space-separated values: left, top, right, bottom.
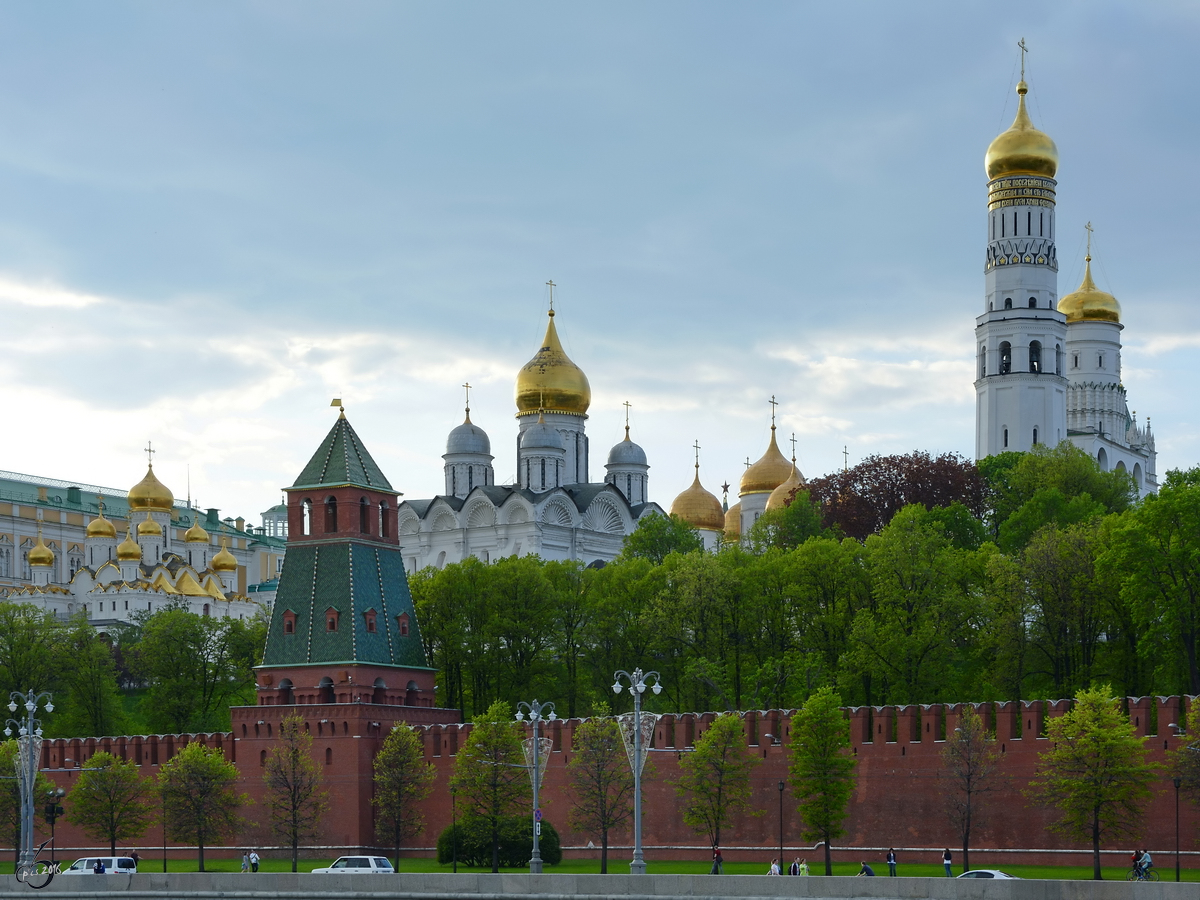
1040, 212, 1044, 236
324, 497, 337, 533
1003, 428, 1009, 448
1001, 215, 1005, 237
999, 342, 1012, 374
1027, 211, 1032, 235
1056, 344, 1063, 375
1004, 298, 1012, 309
1098, 353, 1105, 369
978, 343, 986, 378
541, 459, 546, 488
1073, 353, 1079, 368
359, 497, 370, 534
1033, 427, 1039, 445
1028, 297, 1036, 308
1029, 341, 1042, 374
468, 467, 474, 492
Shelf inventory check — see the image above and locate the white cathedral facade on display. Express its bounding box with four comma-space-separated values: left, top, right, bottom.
974, 75, 1156, 494
395, 308, 666, 571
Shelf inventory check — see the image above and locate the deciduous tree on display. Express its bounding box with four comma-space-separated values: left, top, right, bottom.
372, 722, 436, 871
942, 707, 1000, 874
1027, 685, 1156, 879
674, 712, 760, 848
450, 700, 530, 873
788, 686, 855, 876
65, 751, 155, 856
567, 714, 634, 873
50, 620, 131, 738
263, 713, 328, 872
618, 512, 703, 565
158, 743, 246, 871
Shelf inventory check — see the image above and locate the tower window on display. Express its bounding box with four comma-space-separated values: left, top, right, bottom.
978, 343, 986, 378
364, 609, 377, 633
1073, 354, 1079, 368
1027, 211, 1031, 235
999, 342, 1012, 375
1098, 353, 1105, 368
1040, 212, 1044, 236
1056, 344, 1062, 375
1004, 298, 1013, 310
326, 608, 340, 632
324, 497, 337, 533
1033, 427, 1039, 445
1003, 428, 1009, 448
540, 458, 546, 488
468, 467, 474, 492
1001, 215, 1005, 237
359, 497, 370, 534
396, 613, 410, 637
1029, 341, 1042, 374
1028, 297, 1036, 308
379, 501, 390, 538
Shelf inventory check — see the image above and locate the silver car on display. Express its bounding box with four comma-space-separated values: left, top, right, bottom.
311, 856, 395, 874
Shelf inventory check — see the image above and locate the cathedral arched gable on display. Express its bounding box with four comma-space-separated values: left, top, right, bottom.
500, 496, 533, 525
581, 493, 631, 535
464, 499, 497, 529
430, 509, 459, 533
538, 495, 578, 528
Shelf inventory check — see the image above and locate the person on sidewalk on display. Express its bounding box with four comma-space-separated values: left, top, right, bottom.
129, 850, 140, 870
768, 858, 781, 876
709, 846, 723, 875
789, 858, 801, 876
249, 851, 260, 873
857, 862, 875, 876
943, 848, 953, 877
241, 852, 250, 873
886, 847, 897, 876
798, 859, 809, 876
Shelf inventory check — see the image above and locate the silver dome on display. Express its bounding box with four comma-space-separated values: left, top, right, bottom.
520, 420, 564, 451
607, 437, 647, 467
447, 418, 491, 456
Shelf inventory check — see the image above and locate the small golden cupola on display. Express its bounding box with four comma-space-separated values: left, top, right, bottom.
741, 424, 794, 496
85, 499, 117, 540
724, 502, 742, 540
212, 538, 238, 572
184, 518, 210, 543
1058, 252, 1121, 324
514, 308, 591, 416
766, 444, 807, 512
985, 79, 1058, 181
137, 512, 163, 536
116, 526, 142, 561
27, 528, 55, 568
128, 460, 175, 511
671, 461, 725, 532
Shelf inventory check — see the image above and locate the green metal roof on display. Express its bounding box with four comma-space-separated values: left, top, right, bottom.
261, 541, 427, 669
291, 415, 396, 494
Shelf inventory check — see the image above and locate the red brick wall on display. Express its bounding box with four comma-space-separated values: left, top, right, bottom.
31, 696, 1200, 866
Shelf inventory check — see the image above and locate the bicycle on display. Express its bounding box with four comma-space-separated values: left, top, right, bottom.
1127, 865, 1159, 882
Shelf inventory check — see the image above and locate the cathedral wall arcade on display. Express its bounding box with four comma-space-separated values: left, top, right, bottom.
26, 695, 1199, 866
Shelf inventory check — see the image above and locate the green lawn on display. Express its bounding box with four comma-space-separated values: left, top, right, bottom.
4, 855, 1193, 880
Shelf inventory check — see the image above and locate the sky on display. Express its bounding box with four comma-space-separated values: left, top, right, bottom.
0, 2, 1197, 523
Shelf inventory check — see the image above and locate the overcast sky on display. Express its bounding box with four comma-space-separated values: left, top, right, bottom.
1, 2, 1196, 522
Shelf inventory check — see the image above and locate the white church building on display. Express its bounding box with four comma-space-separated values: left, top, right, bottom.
974, 73, 1156, 494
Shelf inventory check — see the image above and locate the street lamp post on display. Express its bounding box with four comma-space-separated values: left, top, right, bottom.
4, 690, 53, 872
450, 786, 458, 874
1174, 775, 1182, 882
613, 668, 662, 875
516, 699, 556, 874
777, 781, 785, 869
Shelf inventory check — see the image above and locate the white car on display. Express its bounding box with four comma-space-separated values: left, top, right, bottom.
957, 870, 1020, 879
311, 856, 395, 874
59, 857, 138, 875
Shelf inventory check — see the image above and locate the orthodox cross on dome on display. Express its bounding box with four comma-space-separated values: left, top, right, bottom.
623, 400, 632, 438
546, 280, 556, 313
462, 382, 472, 415
692, 439, 701, 469
144, 441, 155, 466
1018, 37, 1027, 81
768, 395, 778, 428
1085, 221, 1094, 259
744, 457, 751, 469
97, 494, 105, 516
843, 445, 849, 472
790, 432, 798, 464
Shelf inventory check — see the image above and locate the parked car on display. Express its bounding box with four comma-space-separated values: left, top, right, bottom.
60, 857, 138, 875
311, 857, 395, 874
957, 870, 1019, 879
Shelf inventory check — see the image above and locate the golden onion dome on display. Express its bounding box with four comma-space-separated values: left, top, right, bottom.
136, 513, 163, 537
724, 501, 742, 538
117, 527, 142, 561
184, 518, 210, 543
27, 531, 54, 568
740, 426, 794, 496
86, 511, 117, 540
766, 460, 807, 512
985, 81, 1058, 181
514, 309, 591, 416
128, 464, 174, 511
670, 465, 725, 531
1057, 256, 1121, 324
212, 538, 237, 572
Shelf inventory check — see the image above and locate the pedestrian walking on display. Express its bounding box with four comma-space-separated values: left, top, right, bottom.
789, 857, 801, 876
129, 850, 140, 870
798, 858, 809, 876
709, 846, 723, 875
942, 848, 953, 877
886, 847, 897, 877
241, 852, 250, 873
249, 851, 260, 873
768, 858, 781, 876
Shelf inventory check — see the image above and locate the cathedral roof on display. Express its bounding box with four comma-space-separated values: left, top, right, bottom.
292, 412, 396, 493
985, 80, 1058, 181
671, 466, 725, 531
1058, 256, 1121, 324
740, 425, 793, 496
446, 410, 492, 456
607, 428, 648, 467
514, 309, 591, 416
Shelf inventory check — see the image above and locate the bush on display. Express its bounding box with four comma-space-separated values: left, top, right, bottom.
436, 815, 561, 867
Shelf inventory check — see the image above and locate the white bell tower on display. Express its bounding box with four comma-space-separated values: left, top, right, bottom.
975, 62, 1067, 458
